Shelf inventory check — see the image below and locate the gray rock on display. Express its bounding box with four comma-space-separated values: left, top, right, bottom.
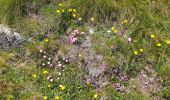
0, 24, 24, 50
88, 67, 105, 77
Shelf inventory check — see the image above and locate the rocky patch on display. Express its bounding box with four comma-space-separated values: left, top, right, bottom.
0, 25, 24, 50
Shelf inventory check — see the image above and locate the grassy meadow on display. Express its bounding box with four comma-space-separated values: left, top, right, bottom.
0, 0, 170, 100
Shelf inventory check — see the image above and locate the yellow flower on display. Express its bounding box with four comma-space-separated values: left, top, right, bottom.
44, 38, 49, 42
33, 74, 37, 78
90, 17, 94, 21
165, 40, 170, 44
59, 85, 65, 90
114, 29, 118, 33
62, 9, 65, 13
43, 96, 48, 100
139, 48, 144, 52
55, 96, 60, 100
59, 3, 63, 7
56, 10, 60, 14
73, 9, 76, 12
134, 51, 138, 55
123, 19, 127, 24
93, 94, 98, 99
157, 43, 162, 47
111, 27, 115, 31
43, 70, 48, 74
72, 13, 76, 17
150, 34, 155, 38
68, 9, 73, 12
7, 95, 13, 100
48, 84, 51, 88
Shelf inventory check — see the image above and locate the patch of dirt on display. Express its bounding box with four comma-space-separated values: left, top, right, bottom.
54, 29, 109, 88
131, 65, 162, 95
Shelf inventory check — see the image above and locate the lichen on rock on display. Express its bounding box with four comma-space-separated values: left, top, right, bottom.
0, 25, 24, 50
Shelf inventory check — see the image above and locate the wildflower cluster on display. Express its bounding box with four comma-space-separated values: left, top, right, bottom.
111, 26, 118, 33
133, 48, 144, 55
69, 29, 86, 44
39, 49, 53, 67
150, 34, 170, 47
33, 67, 66, 100
56, 3, 77, 20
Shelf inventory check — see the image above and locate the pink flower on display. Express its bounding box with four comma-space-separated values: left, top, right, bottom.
70, 37, 78, 44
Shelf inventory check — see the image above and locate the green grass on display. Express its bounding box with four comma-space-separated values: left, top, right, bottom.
0, 0, 29, 24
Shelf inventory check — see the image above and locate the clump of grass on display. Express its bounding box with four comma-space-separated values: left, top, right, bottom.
63, 0, 118, 25
0, 50, 16, 67
0, 0, 30, 24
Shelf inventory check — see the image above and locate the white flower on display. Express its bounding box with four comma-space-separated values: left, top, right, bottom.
50, 79, 54, 82
43, 55, 47, 58
128, 38, 132, 42
58, 63, 62, 67
40, 49, 43, 53
48, 58, 51, 60
80, 32, 86, 35
47, 75, 51, 80
107, 30, 111, 33
74, 30, 79, 34
42, 63, 45, 66
89, 29, 94, 34
65, 59, 68, 62
47, 62, 51, 65
58, 72, 61, 76
50, 64, 53, 67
